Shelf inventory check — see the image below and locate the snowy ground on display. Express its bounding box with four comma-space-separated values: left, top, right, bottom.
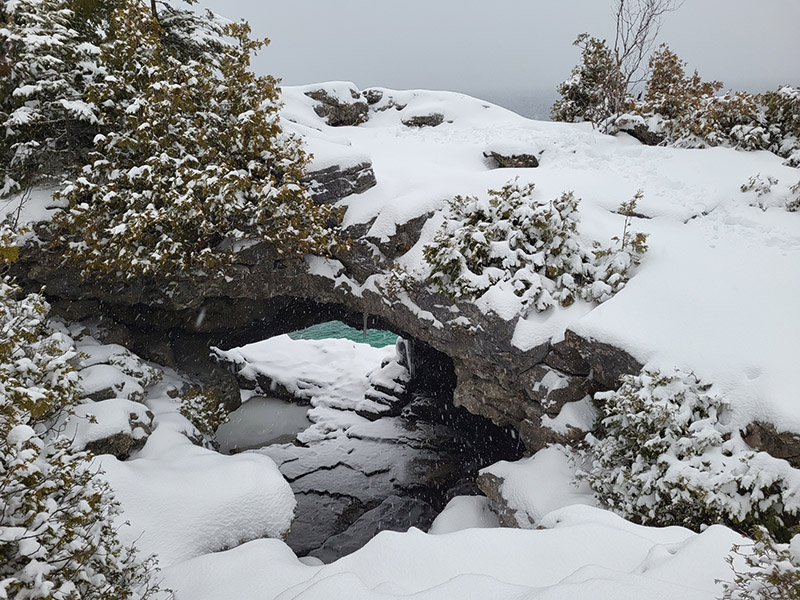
284, 82, 800, 435
11, 84, 800, 598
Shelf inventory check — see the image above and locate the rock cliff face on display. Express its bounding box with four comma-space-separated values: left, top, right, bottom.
16, 216, 642, 454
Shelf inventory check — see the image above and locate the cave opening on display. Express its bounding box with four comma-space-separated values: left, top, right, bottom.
210, 316, 525, 562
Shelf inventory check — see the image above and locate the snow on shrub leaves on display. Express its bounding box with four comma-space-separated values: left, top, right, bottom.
0, 265, 160, 598
578, 369, 800, 538
46, 2, 343, 280
422, 180, 647, 314
721, 526, 800, 600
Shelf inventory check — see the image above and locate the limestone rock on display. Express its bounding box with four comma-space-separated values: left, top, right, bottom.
743, 422, 800, 468
305, 87, 369, 127
475, 472, 523, 528
483, 150, 539, 168
366, 211, 433, 260
564, 329, 643, 390
62, 399, 155, 460
304, 160, 377, 204
402, 112, 444, 128
543, 340, 591, 376
614, 114, 666, 146
520, 365, 588, 417
483, 141, 540, 168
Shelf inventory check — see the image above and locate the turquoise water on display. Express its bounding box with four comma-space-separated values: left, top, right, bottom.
288, 320, 398, 348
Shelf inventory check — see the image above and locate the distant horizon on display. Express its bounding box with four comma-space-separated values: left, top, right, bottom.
200, 0, 800, 121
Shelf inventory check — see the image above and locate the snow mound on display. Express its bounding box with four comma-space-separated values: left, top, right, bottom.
97, 427, 295, 567
161, 504, 745, 600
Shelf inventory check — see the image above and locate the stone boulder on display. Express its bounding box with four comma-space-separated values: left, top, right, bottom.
483, 142, 540, 168
614, 114, 666, 146
365, 211, 433, 260
61, 399, 155, 460
520, 364, 588, 417
564, 329, 643, 390
304, 160, 377, 204
402, 112, 444, 128
742, 422, 800, 468
305, 86, 369, 127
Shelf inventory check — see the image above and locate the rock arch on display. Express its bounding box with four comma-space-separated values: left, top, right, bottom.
19, 230, 641, 452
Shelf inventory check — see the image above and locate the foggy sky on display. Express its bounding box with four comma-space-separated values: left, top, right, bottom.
197, 0, 800, 117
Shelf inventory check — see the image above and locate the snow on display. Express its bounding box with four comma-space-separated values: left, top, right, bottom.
213, 334, 394, 413
277, 83, 800, 437
480, 445, 598, 527
96, 426, 295, 567
57, 398, 152, 451
428, 496, 500, 534
161, 504, 744, 600
14, 83, 800, 598
541, 397, 598, 436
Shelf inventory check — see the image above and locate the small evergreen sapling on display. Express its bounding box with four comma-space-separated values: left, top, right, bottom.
720, 527, 800, 600
551, 34, 626, 127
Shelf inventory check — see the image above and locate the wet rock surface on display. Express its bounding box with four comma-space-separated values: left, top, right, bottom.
252, 393, 522, 561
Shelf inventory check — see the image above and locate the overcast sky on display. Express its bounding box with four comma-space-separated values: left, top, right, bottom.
197, 0, 800, 118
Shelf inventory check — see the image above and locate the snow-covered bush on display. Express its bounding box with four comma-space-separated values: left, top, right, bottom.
763, 86, 800, 168
50, 2, 342, 279
551, 34, 626, 127
788, 181, 800, 213
741, 174, 779, 197
590, 192, 649, 303
179, 386, 229, 437
684, 91, 766, 150
721, 526, 800, 600
0, 0, 107, 196
423, 181, 589, 312
423, 181, 647, 314
578, 369, 800, 536
641, 44, 722, 123
0, 278, 160, 599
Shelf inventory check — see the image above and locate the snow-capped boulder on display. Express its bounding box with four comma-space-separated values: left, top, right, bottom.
401, 112, 444, 127
564, 329, 643, 390
304, 161, 377, 204
59, 398, 154, 459
483, 141, 541, 168
304, 83, 369, 127
477, 445, 597, 528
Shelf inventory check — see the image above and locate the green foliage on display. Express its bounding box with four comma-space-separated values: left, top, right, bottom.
0, 0, 103, 195
591, 192, 648, 302
179, 386, 229, 436
721, 527, 800, 600
51, 2, 343, 279
578, 368, 800, 537
763, 86, 800, 168
740, 174, 779, 197
422, 181, 648, 314
788, 181, 800, 213
551, 34, 626, 126
643, 44, 722, 122
0, 278, 161, 599
423, 181, 590, 312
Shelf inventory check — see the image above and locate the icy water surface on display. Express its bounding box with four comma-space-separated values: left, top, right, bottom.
216, 396, 311, 453
288, 320, 398, 348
